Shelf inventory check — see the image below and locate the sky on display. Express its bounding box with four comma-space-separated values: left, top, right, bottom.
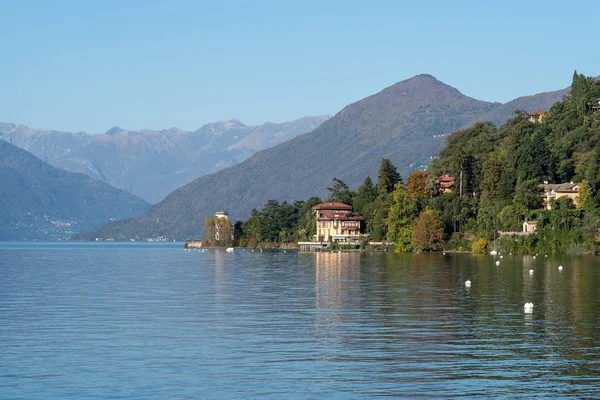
1, 0, 598, 133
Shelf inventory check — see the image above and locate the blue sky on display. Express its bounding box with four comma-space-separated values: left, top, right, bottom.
1, 0, 598, 133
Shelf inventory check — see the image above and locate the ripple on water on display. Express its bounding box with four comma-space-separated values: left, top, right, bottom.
0, 245, 599, 398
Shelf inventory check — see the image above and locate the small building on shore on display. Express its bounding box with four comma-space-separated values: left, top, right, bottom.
312, 202, 364, 242
523, 220, 537, 234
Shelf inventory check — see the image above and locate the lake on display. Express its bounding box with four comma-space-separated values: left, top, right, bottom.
1, 243, 599, 398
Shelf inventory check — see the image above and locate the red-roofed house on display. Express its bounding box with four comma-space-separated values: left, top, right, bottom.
435, 174, 455, 195
528, 110, 547, 124
313, 202, 364, 242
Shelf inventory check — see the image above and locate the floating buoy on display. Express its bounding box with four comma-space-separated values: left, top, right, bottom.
529, 269, 534, 275
533, 256, 536, 259
558, 265, 563, 271
465, 280, 471, 287
500, 255, 503, 259
443, 252, 446, 255
524, 302, 534, 313
495, 261, 500, 265
545, 254, 548, 257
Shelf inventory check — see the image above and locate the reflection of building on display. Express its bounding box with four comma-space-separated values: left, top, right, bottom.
435, 174, 454, 195
528, 110, 547, 124
313, 202, 364, 242
540, 183, 579, 209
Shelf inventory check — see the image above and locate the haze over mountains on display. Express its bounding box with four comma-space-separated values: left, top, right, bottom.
0, 115, 330, 203
76, 74, 575, 241
0, 141, 149, 241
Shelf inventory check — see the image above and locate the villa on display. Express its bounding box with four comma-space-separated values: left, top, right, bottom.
528, 110, 547, 124
540, 183, 579, 209
435, 174, 455, 195
313, 202, 364, 242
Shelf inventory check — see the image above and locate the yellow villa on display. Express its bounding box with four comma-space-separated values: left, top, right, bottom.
313, 202, 364, 242
540, 183, 579, 209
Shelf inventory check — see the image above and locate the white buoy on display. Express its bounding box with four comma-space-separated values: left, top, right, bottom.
524, 302, 534, 313
495, 261, 500, 265
545, 254, 548, 257
443, 252, 446, 255
226, 247, 234, 253
500, 255, 503, 259
558, 265, 563, 271
509, 252, 512, 255
465, 280, 471, 288
533, 255, 536, 259
529, 269, 534, 275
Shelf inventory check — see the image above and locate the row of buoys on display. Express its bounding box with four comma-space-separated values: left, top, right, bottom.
465, 263, 566, 313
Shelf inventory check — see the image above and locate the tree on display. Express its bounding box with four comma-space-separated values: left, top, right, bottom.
513, 180, 543, 214
576, 179, 594, 210
327, 177, 354, 205
386, 183, 417, 251
205, 216, 234, 247
377, 158, 402, 198
407, 171, 430, 199
412, 209, 445, 251
295, 197, 322, 240
353, 176, 377, 214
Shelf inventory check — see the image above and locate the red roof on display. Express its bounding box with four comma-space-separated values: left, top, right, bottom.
316, 209, 364, 221
312, 202, 353, 210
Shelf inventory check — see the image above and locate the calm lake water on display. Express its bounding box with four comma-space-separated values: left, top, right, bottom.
1, 243, 599, 399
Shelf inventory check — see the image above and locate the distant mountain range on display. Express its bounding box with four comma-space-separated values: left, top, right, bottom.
0, 141, 149, 241
0, 115, 330, 203
74, 74, 577, 241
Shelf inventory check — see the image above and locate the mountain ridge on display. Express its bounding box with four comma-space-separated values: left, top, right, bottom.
0, 115, 331, 203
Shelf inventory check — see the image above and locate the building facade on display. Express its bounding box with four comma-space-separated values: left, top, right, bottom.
313, 202, 364, 242
540, 183, 579, 209
435, 174, 455, 195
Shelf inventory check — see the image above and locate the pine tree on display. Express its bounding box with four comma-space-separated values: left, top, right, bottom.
377, 158, 402, 198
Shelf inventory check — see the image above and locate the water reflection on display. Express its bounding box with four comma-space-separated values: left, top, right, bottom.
314, 252, 361, 344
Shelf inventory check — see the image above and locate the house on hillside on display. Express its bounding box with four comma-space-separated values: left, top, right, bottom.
528, 110, 547, 124
313, 202, 364, 242
435, 174, 455, 195
592, 98, 600, 113
540, 183, 579, 209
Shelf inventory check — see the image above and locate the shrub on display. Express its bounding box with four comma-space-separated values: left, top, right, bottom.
471, 238, 488, 254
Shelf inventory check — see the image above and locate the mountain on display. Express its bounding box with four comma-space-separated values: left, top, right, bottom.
0, 115, 330, 203
0, 141, 149, 241
75, 74, 508, 240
